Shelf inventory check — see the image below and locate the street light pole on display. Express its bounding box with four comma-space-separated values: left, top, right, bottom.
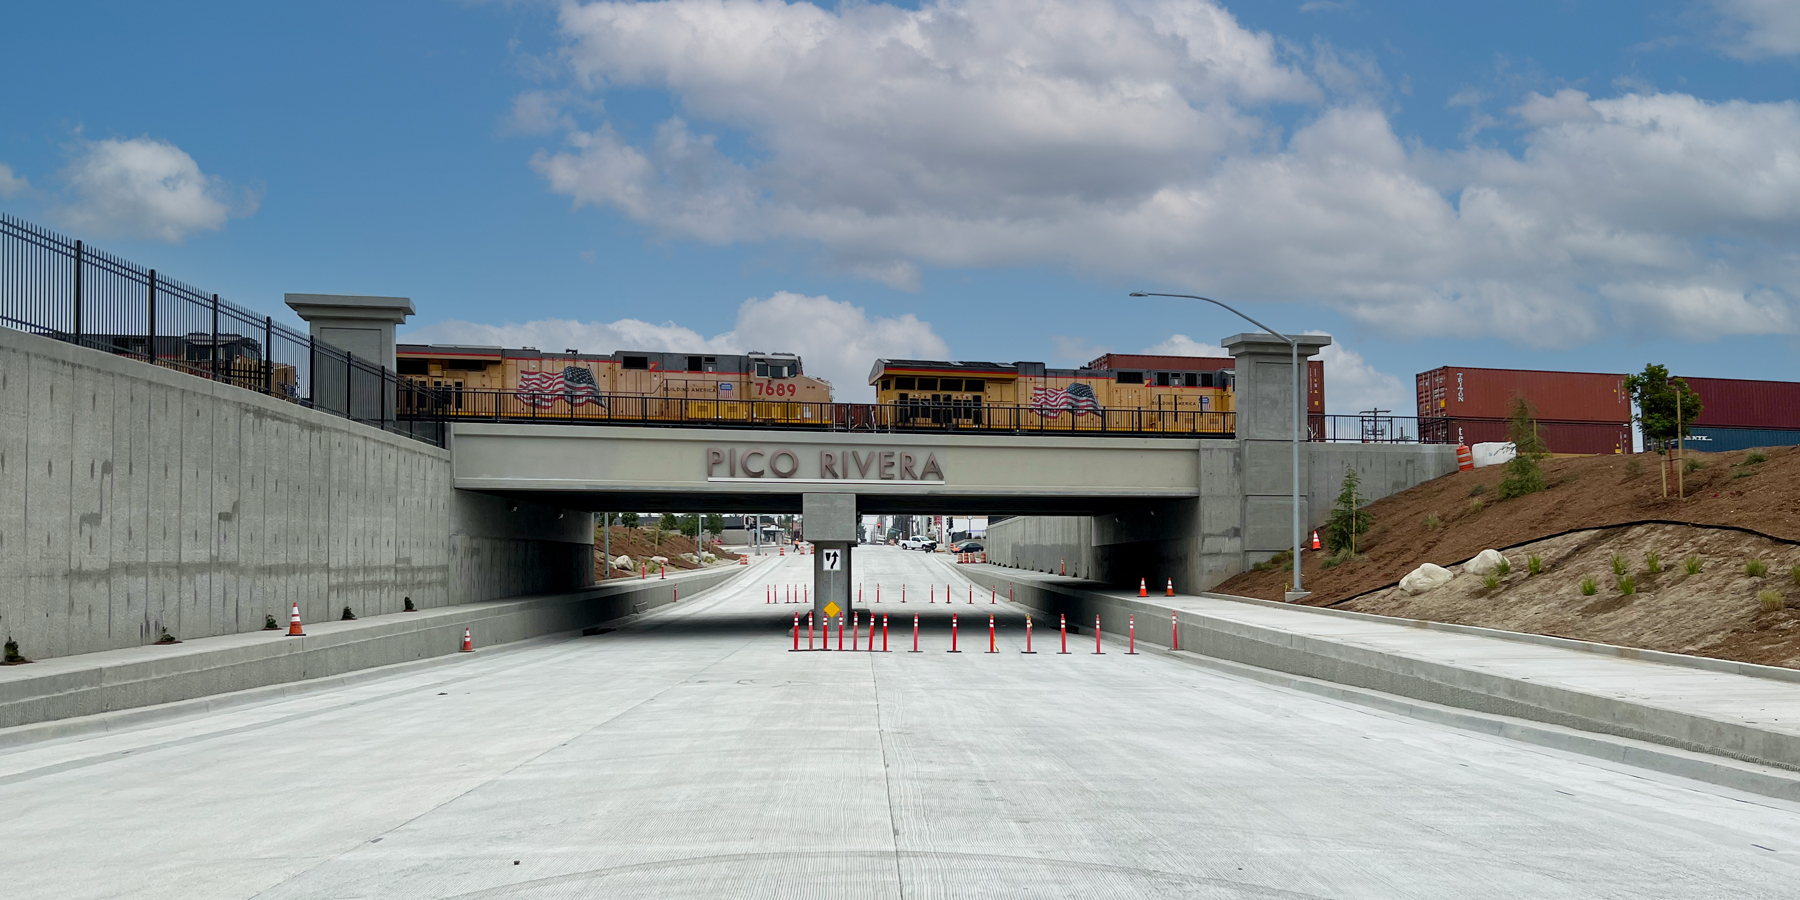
1130, 291, 1308, 598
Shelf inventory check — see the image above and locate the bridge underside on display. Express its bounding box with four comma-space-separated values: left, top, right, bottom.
464, 488, 1184, 517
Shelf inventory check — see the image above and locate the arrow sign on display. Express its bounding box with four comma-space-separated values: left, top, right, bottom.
822, 549, 843, 571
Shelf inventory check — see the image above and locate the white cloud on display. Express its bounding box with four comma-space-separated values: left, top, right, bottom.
1140, 333, 1225, 357
53, 137, 255, 241
524, 0, 1800, 347
1714, 0, 1800, 59
402, 291, 946, 400
1303, 332, 1408, 415
0, 163, 28, 198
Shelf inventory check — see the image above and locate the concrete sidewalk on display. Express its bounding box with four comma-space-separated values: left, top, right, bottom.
965, 564, 1800, 777
0, 562, 765, 738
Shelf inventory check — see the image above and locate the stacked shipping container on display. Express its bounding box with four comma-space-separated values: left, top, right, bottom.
1415, 366, 1632, 455
1678, 376, 1800, 451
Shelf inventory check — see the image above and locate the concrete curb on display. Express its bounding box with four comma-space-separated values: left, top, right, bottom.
967, 566, 1800, 777
0, 563, 760, 734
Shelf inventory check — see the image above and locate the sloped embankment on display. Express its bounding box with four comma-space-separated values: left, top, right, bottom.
1212, 445, 1800, 668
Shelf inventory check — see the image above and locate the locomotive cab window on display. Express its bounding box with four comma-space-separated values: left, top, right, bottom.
1116, 371, 1144, 384
895, 376, 916, 390
881, 378, 891, 390
939, 378, 962, 392
917, 378, 938, 390
397, 359, 428, 376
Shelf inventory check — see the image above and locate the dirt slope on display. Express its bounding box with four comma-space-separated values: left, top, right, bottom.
1212, 444, 1800, 667
595, 526, 741, 579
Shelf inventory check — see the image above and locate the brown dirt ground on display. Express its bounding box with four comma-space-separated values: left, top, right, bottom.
594, 526, 741, 579
1213, 444, 1800, 667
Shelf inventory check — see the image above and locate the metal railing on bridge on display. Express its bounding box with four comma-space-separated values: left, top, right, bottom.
405, 388, 1238, 437
0, 213, 449, 446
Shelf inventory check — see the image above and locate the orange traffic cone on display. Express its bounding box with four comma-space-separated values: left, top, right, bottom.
1311, 531, 1321, 551
286, 602, 304, 636
460, 628, 473, 652
1166, 578, 1174, 597
739, 555, 748, 566
1138, 578, 1148, 597
779, 547, 785, 556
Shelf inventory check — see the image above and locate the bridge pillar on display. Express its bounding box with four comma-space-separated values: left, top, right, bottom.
803, 492, 858, 623
1224, 332, 1332, 571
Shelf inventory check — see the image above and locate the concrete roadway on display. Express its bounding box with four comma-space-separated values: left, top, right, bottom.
2, 546, 1798, 899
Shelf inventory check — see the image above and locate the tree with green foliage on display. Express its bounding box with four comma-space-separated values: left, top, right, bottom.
703, 513, 725, 539
619, 512, 640, 528
677, 514, 700, 538
1324, 465, 1373, 554
1497, 396, 1549, 499
1623, 363, 1703, 452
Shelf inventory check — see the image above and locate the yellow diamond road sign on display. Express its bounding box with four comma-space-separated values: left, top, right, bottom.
823, 601, 841, 618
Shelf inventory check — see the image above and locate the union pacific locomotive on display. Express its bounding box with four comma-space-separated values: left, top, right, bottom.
396, 344, 1321, 434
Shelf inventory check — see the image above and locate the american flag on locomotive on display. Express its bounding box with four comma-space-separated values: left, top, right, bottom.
1029, 382, 1100, 417
518, 365, 605, 408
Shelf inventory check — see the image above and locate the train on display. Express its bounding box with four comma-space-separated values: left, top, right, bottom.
395, 344, 1327, 435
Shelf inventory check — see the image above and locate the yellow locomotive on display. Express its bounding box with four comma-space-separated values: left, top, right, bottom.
396, 345, 833, 424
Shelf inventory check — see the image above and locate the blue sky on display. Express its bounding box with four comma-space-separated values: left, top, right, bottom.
3, 0, 1798, 407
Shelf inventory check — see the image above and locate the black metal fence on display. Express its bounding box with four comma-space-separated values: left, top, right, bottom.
0, 213, 447, 446
422, 388, 1237, 436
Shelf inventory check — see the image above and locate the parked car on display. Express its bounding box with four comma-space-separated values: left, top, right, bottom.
898, 537, 926, 550
954, 541, 983, 553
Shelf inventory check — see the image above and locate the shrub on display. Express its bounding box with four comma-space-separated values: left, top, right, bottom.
1685, 457, 1706, 474
1747, 559, 1769, 578
1252, 549, 1293, 572
1684, 555, 1703, 575
1527, 554, 1543, 576
1745, 450, 1768, 464
1733, 470, 1754, 479
1470, 498, 1485, 513
3, 638, 27, 663
1624, 457, 1643, 479
1610, 553, 1629, 577
1497, 397, 1550, 499
1423, 514, 1442, 530
1618, 575, 1637, 595
1324, 466, 1373, 555
1759, 590, 1785, 613
1494, 558, 1512, 576
1580, 576, 1598, 596
1469, 483, 1487, 497
1481, 573, 1501, 590
1645, 551, 1662, 574
1320, 549, 1360, 570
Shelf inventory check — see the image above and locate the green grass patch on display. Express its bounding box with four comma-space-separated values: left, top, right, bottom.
1580, 576, 1599, 596
1610, 553, 1629, 578
1527, 554, 1543, 576
1759, 590, 1786, 613
1617, 575, 1637, 595
1747, 559, 1769, 578
1645, 551, 1662, 574
1684, 555, 1703, 576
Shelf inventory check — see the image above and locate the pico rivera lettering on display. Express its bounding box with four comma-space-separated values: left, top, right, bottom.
705, 447, 946, 483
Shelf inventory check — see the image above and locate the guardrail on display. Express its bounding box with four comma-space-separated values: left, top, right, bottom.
0, 213, 448, 446
402, 389, 1238, 437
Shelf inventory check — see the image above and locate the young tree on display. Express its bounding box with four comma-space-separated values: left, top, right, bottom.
677, 514, 700, 538
619, 512, 640, 528
703, 513, 725, 539
1324, 465, 1372, 555
1497, 396, 1549, 499
1623, 364, 1703, 452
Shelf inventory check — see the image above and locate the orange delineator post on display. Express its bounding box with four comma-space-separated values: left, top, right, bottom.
882, 615, 889, 652
987, 615, 996, 653
948, 614, 960, 653
1127, 615, 1137, 655
1023, 616, 1035, 654
910, 614, 920, 652
1171, 611, 1180, 651
1093, 615, 1104, 655
1058, 614, 1068, 654
808, 612, 815, 650
793, 613, 800, 651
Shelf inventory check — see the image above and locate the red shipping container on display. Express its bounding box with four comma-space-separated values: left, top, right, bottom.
1678, 376, 1800, 430
1423, 418, 1632, 455
1416, 367, 1628, 422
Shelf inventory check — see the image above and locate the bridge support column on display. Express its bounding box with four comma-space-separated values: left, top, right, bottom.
804, 492, 858, 623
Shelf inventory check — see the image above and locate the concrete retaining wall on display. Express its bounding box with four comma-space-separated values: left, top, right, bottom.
0, 326, 593, 661
0, 564, 743, 732
985, 441, 1456, 592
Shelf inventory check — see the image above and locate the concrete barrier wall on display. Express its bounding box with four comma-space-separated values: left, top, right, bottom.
0, 326, 593, 661
0, 565, 742, 732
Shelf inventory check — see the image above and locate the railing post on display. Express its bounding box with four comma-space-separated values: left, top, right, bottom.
263, 316, 273, 395
146, 268, 156, 364
344, 352, 354, 421
210, 293, 221, 382
380, 365, 390, 429
72, 239, 83, 345
307, 335, 316, 408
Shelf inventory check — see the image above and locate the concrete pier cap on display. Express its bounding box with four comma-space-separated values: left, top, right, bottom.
1221, 332, 1331, 441
284, 293, 415, 370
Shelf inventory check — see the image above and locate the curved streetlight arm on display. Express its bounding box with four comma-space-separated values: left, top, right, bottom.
1130, 291, 1308, 598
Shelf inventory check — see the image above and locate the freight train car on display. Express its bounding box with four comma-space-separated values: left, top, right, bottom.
1676, 376, 1800, 451
396, 345, 832, 423
1416, 365, 1631, 454
865, 353, 1275, 433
